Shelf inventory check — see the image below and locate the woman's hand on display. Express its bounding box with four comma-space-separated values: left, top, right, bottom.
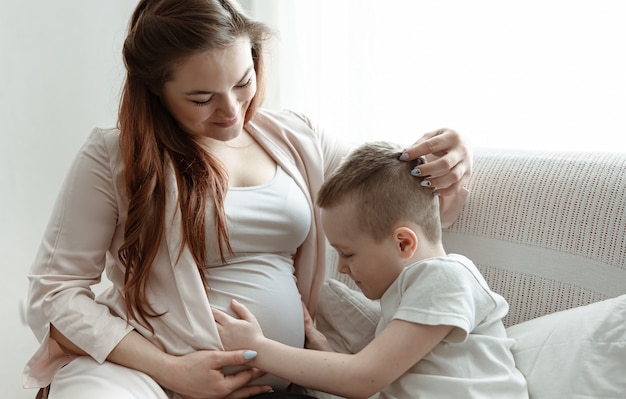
163, 350, 269, 399
103, 328, 269, 399
400, 128, 472, 197
212, 300, 265, 352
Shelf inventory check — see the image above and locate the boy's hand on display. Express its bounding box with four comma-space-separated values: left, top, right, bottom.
302, 302, 334, 352
213, 299, 264, 351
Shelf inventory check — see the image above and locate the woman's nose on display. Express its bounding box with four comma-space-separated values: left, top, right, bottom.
217, 91, 238, 118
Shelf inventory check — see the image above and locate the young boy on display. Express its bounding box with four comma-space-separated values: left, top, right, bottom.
213, 142, 528, 399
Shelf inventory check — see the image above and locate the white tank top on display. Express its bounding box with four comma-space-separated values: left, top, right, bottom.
204, 166, 311, 390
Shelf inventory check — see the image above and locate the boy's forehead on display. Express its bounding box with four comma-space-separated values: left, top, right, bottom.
321, 201, 359, 233
322, 198, 357, 217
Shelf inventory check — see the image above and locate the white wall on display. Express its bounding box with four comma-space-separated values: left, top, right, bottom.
0, 1, 136, 397
247, 0, 626, 153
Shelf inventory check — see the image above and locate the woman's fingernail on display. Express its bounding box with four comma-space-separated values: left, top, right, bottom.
410, 168, 421, 176
244, 350, 258, 360
433, 191, 441, 197
399, 152, 410, 161
420, 180, 432, 187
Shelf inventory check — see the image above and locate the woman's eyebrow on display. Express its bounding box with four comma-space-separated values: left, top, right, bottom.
236, 65, 254, 83
184, 65, 254, 96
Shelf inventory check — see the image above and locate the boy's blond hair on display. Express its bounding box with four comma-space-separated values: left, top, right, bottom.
317, 141, 442, 244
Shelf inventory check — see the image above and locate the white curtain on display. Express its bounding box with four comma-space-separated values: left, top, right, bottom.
242, 0, 626, 152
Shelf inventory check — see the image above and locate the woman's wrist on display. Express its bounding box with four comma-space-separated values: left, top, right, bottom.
107, 330, 173, 385
152, 352, 183, 391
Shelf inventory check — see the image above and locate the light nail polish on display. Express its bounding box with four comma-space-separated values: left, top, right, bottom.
244, 350, 258, 360
410, 169, 421, 176
399, 152, 410, 161
420, 180, 431, 187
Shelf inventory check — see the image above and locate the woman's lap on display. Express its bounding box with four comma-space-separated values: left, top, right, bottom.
48, 356, 170, 399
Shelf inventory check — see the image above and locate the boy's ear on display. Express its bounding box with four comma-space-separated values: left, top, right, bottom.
394, 226, 418, 258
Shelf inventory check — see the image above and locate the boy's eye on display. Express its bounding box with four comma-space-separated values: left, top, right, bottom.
339, 252, 353, 259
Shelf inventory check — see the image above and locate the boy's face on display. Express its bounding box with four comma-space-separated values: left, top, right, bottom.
321, 201, 406, 299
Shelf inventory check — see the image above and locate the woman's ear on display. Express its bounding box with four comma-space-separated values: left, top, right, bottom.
148, 84, 161, 97
393, 226, 418, 259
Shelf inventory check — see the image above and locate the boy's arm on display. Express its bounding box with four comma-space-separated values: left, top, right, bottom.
214, 300, 453, 399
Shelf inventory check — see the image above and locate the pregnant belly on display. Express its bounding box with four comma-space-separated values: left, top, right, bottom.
206, 255, 305, 390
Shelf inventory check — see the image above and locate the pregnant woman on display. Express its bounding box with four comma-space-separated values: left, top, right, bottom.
22, 1, 472, 398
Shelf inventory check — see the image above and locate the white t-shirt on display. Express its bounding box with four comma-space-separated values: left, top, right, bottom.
205, 166, 311, 390
376, 254, 528, 399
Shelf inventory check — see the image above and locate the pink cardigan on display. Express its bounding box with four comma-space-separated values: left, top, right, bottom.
23, 109, 466, 388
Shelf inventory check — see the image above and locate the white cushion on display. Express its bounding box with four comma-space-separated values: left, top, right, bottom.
305, 280, 380, 399
506, 294, 626, 398
315, 279, 379, 354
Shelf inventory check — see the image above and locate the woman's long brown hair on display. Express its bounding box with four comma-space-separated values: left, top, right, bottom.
117, 0, 271, 332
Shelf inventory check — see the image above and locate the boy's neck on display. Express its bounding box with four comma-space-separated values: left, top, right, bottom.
410, 241, 447, 263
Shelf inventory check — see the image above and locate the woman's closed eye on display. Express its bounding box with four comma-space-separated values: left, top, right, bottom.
236, 77, 252, 88
193, 97, 213, 106
191, 78, 252, 106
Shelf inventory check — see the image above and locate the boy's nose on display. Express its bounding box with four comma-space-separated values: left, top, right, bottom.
337, 260, 349, 274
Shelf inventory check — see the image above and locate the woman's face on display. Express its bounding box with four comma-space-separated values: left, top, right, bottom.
160, 36, 256, 142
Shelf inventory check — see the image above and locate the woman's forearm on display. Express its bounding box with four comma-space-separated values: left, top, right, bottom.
50, 324, 89, 356
50, 324, 172, 384
51, 324, 196, 395
50, 324, 269, 398
106, 328, 173, 384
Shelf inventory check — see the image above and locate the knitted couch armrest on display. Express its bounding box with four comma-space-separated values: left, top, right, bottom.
442, 148, 626, 326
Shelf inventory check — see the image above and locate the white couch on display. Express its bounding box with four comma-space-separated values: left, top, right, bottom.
318, 148, 626, 398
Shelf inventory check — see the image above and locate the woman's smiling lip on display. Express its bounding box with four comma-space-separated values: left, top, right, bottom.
213, 118, 238, 128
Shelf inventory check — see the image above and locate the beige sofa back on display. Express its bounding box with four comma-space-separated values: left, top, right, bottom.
442, 148, 626, 326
